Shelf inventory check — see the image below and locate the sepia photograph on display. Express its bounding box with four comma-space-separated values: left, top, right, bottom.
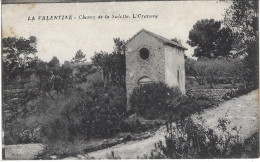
1, 0, 259, 160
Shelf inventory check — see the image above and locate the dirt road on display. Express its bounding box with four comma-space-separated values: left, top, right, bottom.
84, 126, 167, 159
5, 143, 45, 160
192, 90, 258, 141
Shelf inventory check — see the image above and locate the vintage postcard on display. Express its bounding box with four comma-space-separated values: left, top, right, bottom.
1, 0, 259, 160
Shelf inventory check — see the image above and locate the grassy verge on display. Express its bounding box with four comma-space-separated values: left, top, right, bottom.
36, 125, 161, 159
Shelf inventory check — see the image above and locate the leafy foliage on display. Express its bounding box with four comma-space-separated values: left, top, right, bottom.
2, 36, 38, 88
149, 117, 257, 159
43, 84, 126, 141
223, 0, 258, 87
187, 19, 234, 58
6, 83, 127, 145
72, 50, 87, 63
33, 57, 74, 99
129, 82, 216, 120
185, 57, 244, 87
92, 38, 126, 87
74, 64, 97, 83
172, 96, 216, 120
129, 82, 182, 119
222, 86, 255, 100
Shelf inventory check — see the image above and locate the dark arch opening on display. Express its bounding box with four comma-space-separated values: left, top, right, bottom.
138, 76, 153, 84
138, 76, 153, 89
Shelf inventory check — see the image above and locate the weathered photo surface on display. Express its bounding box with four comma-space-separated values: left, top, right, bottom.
2, 0, 259, 160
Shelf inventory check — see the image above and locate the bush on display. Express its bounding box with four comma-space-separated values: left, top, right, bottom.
172, 96, 216, 120
222, 86, 255, 100
43, 84, 126, 141
185, 57, 244, 87
129, 82, 182, 119
5, 83, 127, 146
148, 118, 258, 159
119, 114, 162, 133
129, 82, 216, 120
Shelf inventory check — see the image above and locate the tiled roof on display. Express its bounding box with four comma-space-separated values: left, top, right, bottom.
125, 28, 187, 50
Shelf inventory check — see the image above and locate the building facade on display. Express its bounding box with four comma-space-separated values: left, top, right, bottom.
124, 29, 187, 109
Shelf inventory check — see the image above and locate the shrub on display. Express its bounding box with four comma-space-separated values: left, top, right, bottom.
129, 82, 182, 119
44, 84, 127, 141
6, 83, 127, 146
119, 114, 162, 133
172, 96, 216, 120
185, 57, 244, 87
222, 86, 255, 100
129, 82, 216, 120
242, 132, 259, 158
148, 117, 258, 159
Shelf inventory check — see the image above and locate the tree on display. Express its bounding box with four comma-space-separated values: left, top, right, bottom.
187, 19, 234, 58
203, 59, 226, 88
74, 64, 96, 84
91, 38, 126, 87
72, 50, 86, 63
2, 36, 38, 88
34, 59, 54, 99
185, 58, 208, 85
48, 56, 60, 68
55, 64, 74, 94
214, 27, 234, 57
34, 57, 74, 100
222, 0, 258, 87
185, 57, 244, 87
222, 58, 244, 85
92, 51, 111, 83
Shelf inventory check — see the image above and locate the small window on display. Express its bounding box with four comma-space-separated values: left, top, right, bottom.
139, 48, 150, 60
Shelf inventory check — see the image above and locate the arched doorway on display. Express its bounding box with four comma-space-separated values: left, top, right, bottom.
138, 76, 153, 89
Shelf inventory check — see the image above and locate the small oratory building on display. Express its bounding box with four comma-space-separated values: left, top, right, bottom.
124, 29, 187, 109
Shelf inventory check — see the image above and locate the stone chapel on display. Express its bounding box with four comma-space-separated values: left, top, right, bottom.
124, 29, 187, 109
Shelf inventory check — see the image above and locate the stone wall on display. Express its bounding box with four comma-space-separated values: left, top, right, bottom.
186, 89, 236, 101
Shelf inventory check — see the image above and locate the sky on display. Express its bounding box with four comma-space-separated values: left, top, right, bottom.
2, 1, 231, 63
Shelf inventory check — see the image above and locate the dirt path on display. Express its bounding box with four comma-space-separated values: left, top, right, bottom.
5, 143, 45, 160
192, 90, 258, 141
84, 126, 167, 159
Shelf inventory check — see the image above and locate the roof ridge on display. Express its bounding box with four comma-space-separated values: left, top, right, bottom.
124, 28, 187, 50
141, 28, 187, 50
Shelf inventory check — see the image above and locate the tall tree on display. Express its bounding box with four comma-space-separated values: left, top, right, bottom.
222, 0, 258, 87
187, 19, 234, 58
2, 36, 38, 88
92, 38, 126, 87
92, 51, 111, 83
111, 38, 126, 87
72, 50, 87, 63
48, 56, 60, 68
34, 57, 74, 99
